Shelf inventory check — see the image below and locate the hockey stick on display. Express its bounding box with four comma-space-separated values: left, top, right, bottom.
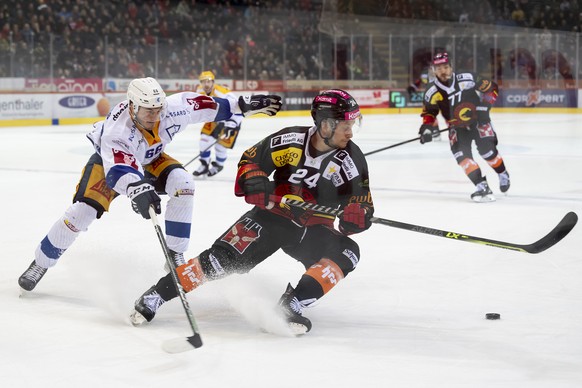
183, 139, 218, 168
275, 198, 578, 254
364, 128, 448, 156
148, 207, 203, 353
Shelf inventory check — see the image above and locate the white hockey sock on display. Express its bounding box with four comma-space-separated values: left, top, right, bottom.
35, 202, 97, 268
164, 169, 195, 253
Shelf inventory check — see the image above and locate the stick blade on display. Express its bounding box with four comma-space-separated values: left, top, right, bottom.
526, 211, 578, 254
162, 333, 203, 354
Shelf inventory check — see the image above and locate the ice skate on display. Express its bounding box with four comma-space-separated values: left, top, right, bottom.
278, 283, 312, 335
207, 161, 224, 177
130, 285, 167, 326
192, 160, 209, 177
471, 181, 495, 203
18, 260, 48, 292
163, 250, 186, 273
499, 171, 510, 193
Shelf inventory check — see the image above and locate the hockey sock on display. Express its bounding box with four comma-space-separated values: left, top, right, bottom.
484, 154, 507, 174
164, 169, 194, 253
35, 202, 97, 268
459, 158, 484, 186
294, 258, 345, 306
176, 258, 206, 292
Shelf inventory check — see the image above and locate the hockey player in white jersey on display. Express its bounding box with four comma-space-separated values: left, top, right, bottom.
192, 70, 243, 177
18, 77, 282, 292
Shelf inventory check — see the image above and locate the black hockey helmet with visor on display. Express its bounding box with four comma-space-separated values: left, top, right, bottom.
311, 89, 362, 143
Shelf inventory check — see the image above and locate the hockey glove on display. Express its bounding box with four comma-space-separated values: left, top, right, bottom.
419, 124, 434, 144
127, 180, 161, 219
238, 95, 282, 117
339, 203, 372, 235
242, 175, 273, 209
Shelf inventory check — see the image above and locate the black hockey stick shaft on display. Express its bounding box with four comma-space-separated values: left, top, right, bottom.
148, 208, 203, 350
183, 139, 219, 168
276, 198, 577, 254
364, 128, 448, 156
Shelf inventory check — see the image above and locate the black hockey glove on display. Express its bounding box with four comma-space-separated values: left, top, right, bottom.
339, 203, 372, 235
238, 95, 282, 117
419, 124, 434, 144
242, 175, 274, 209
127, 180, 161, 220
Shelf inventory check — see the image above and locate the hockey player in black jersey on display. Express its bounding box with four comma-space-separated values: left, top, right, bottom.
418, 52, 510, 202
130, 89, 374, 334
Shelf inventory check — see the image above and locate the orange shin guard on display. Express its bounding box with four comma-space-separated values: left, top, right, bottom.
304, 258, 345, 295
176, 258, 206, 292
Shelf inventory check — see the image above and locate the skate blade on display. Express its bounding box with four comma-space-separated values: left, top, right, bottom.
19, 288, 32, 298
129, 310, 148, 326
288, 322, 308, 336
472, 194, 496, 203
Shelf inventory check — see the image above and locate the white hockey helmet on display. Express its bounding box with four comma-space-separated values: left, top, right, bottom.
126, 77, 166, 111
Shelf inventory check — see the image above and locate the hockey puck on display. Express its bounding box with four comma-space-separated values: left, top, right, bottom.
485, 313, 501, 320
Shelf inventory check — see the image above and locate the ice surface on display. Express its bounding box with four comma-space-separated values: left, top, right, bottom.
1, 112, 581, 387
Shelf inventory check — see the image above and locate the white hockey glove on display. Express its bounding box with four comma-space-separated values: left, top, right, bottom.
127, 180, 161, 220
238, 95, 282, 117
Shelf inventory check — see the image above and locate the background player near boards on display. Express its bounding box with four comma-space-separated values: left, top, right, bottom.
191, 70, 243, 178
418, 52, 510, 203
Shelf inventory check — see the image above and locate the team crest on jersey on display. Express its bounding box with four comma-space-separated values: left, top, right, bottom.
112, 149, 138, 169
220, 217, 262, 254
271, 147, 302, 167
270, 132, 306, 148
164, 124, 181, 139
322, 161, 344, 186
453, 102, 477, 123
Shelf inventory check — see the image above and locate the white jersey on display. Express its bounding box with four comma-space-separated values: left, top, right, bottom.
196, 83, 243, 127
87, 91, 236, 195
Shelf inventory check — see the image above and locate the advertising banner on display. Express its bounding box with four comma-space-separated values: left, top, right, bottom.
499, 88, 577, 107
388, 89, 424, 108
0, 94, 52, 119
25, 78, 103, 92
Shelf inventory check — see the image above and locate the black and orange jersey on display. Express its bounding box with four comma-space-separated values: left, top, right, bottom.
421, 72, 498, 128
236, 125, 373, 227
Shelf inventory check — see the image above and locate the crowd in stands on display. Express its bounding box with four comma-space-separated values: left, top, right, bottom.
0, 0, 580, 82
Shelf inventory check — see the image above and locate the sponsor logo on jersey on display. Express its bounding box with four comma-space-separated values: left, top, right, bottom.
167, 109, 188, 118
334, 150, 348, 161
220, 217, 262, 254
322, 161, 344, 187
243, 146, 257, 159
111, 103, 127, 121
58, 95, 95, 109
341, 155, 359, 180
457, 73, 474, 81
270, 132, 306, 148
112, 149, 138, 169
271, 147, 302, 167
349, 191, 373, 206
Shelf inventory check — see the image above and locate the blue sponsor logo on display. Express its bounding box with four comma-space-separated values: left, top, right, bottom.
59, 96, 95, 109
